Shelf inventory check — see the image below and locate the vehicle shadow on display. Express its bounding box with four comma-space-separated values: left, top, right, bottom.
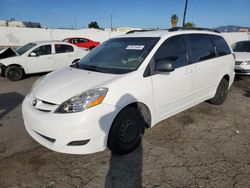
234, 75, 244, 82
23, 72, 48, 80
104, 144, 143, 188
243, 90, 250, 98
100, 94, 143, 188
0, 92, 24, 120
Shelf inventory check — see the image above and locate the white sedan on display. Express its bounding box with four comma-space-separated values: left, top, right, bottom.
232, 40, 250, 75
0, 41, 89, 81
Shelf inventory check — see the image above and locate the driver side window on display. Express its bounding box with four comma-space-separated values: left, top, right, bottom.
31, 45, 52, 56
154, 35, 188, 69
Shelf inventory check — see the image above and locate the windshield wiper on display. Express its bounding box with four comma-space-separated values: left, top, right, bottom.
82, 65, 103, 73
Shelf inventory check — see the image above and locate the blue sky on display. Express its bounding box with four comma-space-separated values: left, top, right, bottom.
0, 0, 249, 29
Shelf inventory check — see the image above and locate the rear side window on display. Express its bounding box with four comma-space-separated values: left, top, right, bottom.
79, 38, 88, 43
32, 45, 51, 56
154, 35, 188, 69
55, 44, 74, 53
210, 35, 231, 56
186, 34, 216, 63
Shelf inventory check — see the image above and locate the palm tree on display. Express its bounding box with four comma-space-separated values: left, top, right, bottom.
171, 14, 178, 27
184, 22, 195, 28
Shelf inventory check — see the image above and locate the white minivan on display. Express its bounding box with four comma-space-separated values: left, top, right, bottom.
22, 29, 235, 155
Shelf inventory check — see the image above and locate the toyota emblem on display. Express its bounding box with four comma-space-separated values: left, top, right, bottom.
32, 99, 37, 107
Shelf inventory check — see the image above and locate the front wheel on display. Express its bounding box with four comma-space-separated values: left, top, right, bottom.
0, 66, 4, 76
209, 77, 229, 105
108, 107, 145, 155
4, 66, 24, 81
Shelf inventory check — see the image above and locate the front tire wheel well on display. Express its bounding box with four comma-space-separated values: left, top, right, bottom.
123, 102, 152, 129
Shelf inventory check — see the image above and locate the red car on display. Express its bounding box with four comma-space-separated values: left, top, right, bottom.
63, 37, 100, 50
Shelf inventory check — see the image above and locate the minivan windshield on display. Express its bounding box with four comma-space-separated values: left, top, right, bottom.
74, 37, 159, 74
15, 43, 37, 55
232, 41, 250, 52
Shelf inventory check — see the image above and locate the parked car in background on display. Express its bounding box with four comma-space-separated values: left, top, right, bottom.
232, 40, 250, 75
63, 37, 100, 50
22, 29, 235, 155
0, 41, 89, 81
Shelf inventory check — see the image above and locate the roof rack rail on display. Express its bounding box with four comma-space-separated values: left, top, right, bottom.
126, 29, 158, 34
168, 27, 220, 33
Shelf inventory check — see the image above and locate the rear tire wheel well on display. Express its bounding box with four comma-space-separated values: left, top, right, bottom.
223, 74, 230, 83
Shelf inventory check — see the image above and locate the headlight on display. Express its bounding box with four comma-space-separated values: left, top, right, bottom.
55, 88, 108, 113
242, 61, 250, 66
27, 76, 45, 96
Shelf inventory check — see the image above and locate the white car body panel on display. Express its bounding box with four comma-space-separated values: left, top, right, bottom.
22, 30, 235, 154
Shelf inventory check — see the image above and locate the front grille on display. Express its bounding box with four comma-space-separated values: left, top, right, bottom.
37, 109, 51, 112
40, 100, 57, 105
235, 61, 242, 65
67, 139, 90, 146
32, 98, 58, 112
235, 69, 250, 73
36, 132, 56, 143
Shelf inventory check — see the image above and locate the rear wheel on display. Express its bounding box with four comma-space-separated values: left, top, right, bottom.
89, 46, 95, 50
209, 77, 229, 105
108, 107, 145, 154
4, 66, 24, 81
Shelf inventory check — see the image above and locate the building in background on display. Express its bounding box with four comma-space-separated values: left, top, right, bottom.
0, 19, 41, 28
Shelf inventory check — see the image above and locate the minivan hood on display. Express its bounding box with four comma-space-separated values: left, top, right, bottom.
33, 67, 121, 104
234, 52, 250, 62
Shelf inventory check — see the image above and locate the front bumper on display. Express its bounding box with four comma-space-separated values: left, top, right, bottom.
22, 95, 120, 154
234, 65, 250, 75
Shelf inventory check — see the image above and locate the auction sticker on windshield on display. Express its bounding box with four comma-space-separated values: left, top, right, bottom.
126, 45, 145, 50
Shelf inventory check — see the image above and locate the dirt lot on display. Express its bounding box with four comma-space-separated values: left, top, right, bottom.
0, 74, 249, 188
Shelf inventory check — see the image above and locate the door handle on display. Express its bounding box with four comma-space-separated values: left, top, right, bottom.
194, 65, 201, 72
185, 69, 192, 75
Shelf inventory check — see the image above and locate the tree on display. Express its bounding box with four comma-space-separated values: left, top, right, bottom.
171, 14, 178, 27
88, 21, 100, 29
184, 22, 195, 28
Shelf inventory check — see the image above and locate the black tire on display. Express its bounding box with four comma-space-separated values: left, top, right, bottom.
108, 107, 145, 155
0, 66, 3, 76
209, 77, 229, 105
4, 66, 24, 81
89, 46, 95, 50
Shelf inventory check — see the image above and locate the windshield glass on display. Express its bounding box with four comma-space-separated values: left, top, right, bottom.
15, 43, 37, 55
232, 41, 250, 52
75, 37, 159, 74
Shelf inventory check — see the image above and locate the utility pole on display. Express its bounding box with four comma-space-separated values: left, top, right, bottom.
110, 13, 113, 31
182, 0, 188, 27
74, 16, 77, 29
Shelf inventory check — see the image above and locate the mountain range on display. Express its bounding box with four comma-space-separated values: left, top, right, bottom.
214, 25, 250, 32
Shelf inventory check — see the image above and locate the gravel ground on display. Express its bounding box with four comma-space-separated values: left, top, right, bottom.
0, 74, 249, 188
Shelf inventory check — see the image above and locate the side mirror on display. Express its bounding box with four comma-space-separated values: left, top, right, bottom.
155, 60, 175, 72
29, 52, 38, 57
